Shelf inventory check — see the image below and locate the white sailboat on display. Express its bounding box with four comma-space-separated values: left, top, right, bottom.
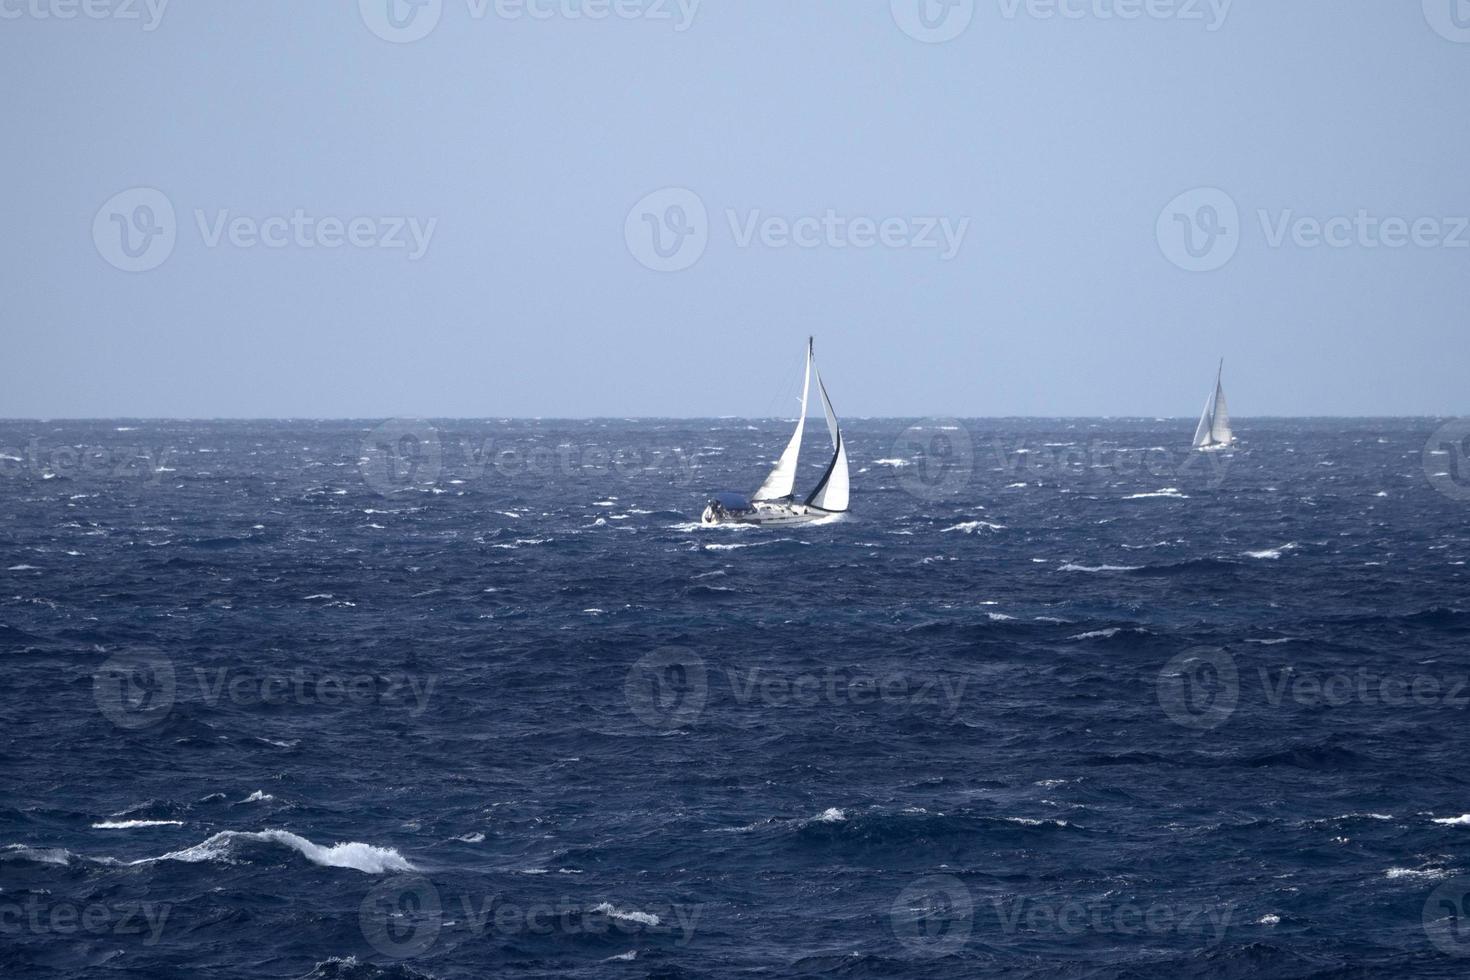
1192, 359, 1234, 451
701, 337, 849, 526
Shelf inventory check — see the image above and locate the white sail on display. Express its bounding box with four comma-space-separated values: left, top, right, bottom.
1192, 391, 1215, 448
753, 341, 811, 501
804, 357, 849, 513
1209, 379, 1232, 444
1192, 360, 1232, 449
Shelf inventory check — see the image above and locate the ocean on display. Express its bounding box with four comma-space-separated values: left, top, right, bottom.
2, 417, 1469, 978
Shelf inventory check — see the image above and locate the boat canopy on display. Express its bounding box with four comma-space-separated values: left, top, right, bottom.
711, 492, 753, 511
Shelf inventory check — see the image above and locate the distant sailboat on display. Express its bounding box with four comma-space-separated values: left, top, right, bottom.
1192, 359, 1234, 451
701, 337, 849, 526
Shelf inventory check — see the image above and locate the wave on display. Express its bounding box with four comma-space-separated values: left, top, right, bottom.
1244, 543, 1299, 560
135, 829, 414, 874
1431, 814, 1470, 826
302, 956, 438, 980
1385, 867, 1449, 880
1069, 626, 1151, 642
91, 819, 184, 829
1, 844, 78, 866
590, 902, 661, 927
1059, 563, 1141, 574
941, 521, 1006, 534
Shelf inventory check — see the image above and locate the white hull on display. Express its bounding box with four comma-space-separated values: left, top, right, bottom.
700, 500, 837, 527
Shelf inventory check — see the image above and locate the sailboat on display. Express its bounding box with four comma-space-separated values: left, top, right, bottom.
1192, 359, 1234, 451
701, 337, 849, 526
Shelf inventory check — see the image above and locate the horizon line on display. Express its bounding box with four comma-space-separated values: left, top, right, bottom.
0, 415, 1458, 424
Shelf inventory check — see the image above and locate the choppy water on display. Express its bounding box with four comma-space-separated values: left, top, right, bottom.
3, 418, 1470, 978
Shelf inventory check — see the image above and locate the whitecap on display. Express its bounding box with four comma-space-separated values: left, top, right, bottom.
134, 829, 413, 874
1, 845, 76, 866
91, 819, 184, 829
591, 902, 661, 926
942, 521, 1006, 534
1386, 867, 1448, 880
1058, 563, 1140, 574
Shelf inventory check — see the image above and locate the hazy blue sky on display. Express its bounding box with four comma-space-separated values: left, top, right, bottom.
3, 1, 1467, 417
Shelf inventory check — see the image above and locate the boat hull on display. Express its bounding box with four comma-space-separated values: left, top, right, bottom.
701, 500, 838, 527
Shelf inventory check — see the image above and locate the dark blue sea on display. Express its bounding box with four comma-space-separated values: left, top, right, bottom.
4, 418, 1470, 979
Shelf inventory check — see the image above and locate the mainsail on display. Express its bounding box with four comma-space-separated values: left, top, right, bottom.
804, 359, 849, 512
1192, 360, 1233, 449
753, 341, 812, 501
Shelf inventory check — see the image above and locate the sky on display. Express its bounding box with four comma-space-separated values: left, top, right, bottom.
2, 0, 1467, 418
